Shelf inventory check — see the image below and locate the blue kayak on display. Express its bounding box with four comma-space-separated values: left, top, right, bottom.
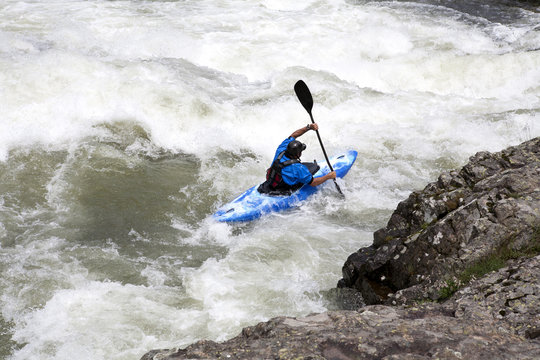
213, 150, 357, 222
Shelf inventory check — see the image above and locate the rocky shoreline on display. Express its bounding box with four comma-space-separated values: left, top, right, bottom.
339, 136, 540, 306
142, 137, 540, 359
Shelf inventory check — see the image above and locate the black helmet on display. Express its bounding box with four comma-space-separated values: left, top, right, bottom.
286, 140, 306, 158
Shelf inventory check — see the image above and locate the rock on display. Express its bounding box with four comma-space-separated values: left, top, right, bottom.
452, 255, 540, 340
338, 137, 540, 305
322, 287, 366, 311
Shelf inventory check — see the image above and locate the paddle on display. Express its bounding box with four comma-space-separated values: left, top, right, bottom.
294, 80, 344, 196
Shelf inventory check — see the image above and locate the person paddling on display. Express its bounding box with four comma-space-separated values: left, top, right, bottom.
258, 123, 337, 195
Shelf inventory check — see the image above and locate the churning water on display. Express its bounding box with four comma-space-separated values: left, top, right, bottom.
0, 0, 539, 359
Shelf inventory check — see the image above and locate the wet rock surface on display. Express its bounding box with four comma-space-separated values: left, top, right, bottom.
142, 138, 540, 360
338, 137, 540, 305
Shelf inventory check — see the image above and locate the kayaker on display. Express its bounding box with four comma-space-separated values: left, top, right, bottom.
258, 123, 337, 195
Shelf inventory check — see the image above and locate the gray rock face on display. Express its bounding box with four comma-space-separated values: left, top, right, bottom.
453, 255, 540, 341
338, 137, 540, 305
141, 138, 540, 360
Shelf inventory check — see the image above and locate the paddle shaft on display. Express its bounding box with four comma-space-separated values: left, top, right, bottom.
306, 111, 344, 196
294, 80, 343, 196
307, 112, 332, 170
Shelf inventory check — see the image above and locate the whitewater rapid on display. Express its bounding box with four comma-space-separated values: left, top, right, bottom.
0, 0, 539, 359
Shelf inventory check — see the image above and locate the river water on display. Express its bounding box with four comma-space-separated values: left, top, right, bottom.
0, 0, 539, 359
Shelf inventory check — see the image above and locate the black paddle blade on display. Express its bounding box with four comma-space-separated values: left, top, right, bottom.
294, 80, 344, 197
294, 80, 313, 114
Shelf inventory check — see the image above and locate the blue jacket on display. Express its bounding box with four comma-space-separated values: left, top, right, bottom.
272, 137, 313, 186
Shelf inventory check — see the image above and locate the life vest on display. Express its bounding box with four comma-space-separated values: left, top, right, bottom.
258, 151, 301, 195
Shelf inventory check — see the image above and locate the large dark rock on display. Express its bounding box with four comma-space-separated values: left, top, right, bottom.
338, 137, 540, 305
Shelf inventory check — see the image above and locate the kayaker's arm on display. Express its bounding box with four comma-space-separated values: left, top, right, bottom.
290, 123, 319, 139
310, 171, 336, 187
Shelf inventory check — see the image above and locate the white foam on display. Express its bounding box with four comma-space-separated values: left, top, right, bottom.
261, 0, 315, 11
1, 1, 538, 160
9, 281, 205, 360
180, 217, 368, 340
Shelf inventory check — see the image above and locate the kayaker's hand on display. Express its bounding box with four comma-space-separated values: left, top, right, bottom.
327, 171, 336, 179
310, 123, 319, 131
